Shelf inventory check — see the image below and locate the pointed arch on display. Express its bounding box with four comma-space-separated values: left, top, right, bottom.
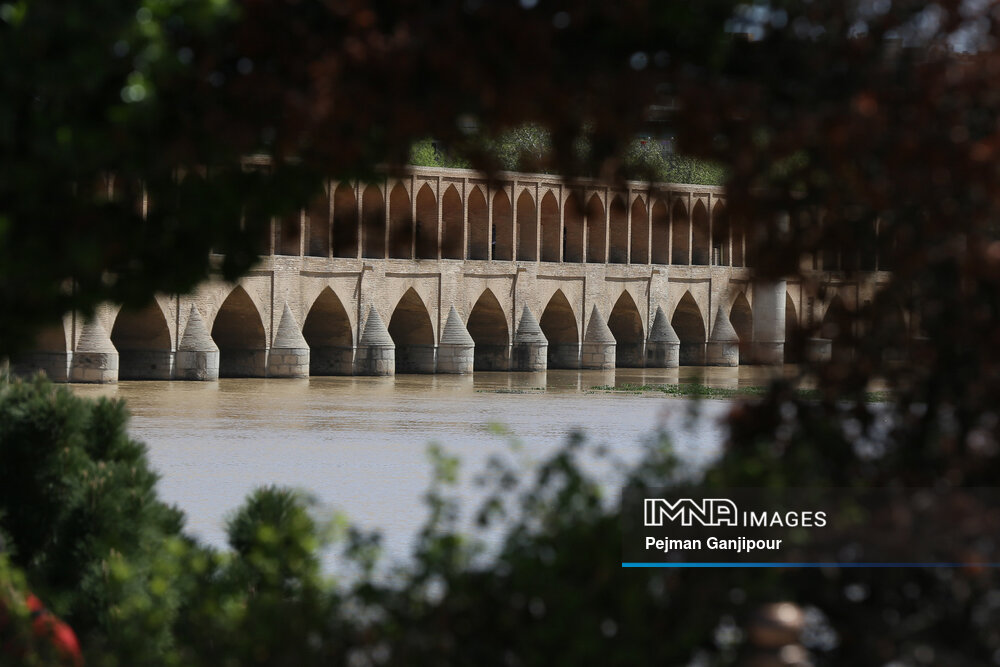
492, 190, 513, 261
586, 194, 606, 263
389, 183, 413, 259
540, 192, 560, 262
651, 198, 669, 264
671, 199, 689, 265
630, 197, 649, 264
306, 183, 331, 257
388, 288, 436, 373
212, 287, 267, 377
608, 196, 628, 264
332, 182, 358, 258
729, 293, 753, 361
277, 210, 301, 256
608, 291, 644, 367
112, 302, 173, 379
303, 288, 354, 375
821, 295, 851, 363
516, 190, 537, 261
415, 183, 438, 259
468, 187, 489, 260
467, 289, 509, 370
732, 216, 746, 267
564, 193, 584, 263
441, 185, 463, 259
692, 200, 710, 265
713, 201, 729, 266
539, 290, 579, 368
784, 292, 802, 363
671, 292, 706, 365
362, 185, 385, 259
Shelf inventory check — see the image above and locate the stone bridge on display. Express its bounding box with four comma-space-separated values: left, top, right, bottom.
13, 167, 893, 383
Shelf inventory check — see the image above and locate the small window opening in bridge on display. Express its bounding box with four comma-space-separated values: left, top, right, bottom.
362, 184, 386, 259
517, 190, 537, 262
608, 196, 628, 264
691, 200, 710, 265
585, 194, 606, 263
277, 212, 302, 256
306, 183, 331, 257
441, 185, 463, 259
415, 184, 437, 260
389, 183, 413, 259
671, 200, 689, 265
651, 198, 669, 264
630, 197, 649, 264
564, 193, 584, 263
540, 192, 560, 262
467, 187, 488, 260
333, 182, 359, 258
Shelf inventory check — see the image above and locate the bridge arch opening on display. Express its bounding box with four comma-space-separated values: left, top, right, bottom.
672, 292, 706, 365
821, 296, 851, 363
713, 201, 729, 266
586, 194, 606, 263
651, 198, 669, 264
517, 190, 537, 261
730, 293, 753, 361
11, 325, 69, 381
540, 191, 560, 262
415, 184, 438, 260
388, 288, 436, 373
333, 182, 358, 258
564, 193, 584, 263
362, 185, 385, 259
540, 290, 579, 368
441, 185, 463, 259
608, 291, 644, 367
608, 195, 628, 264
692, 199, 710, 265
468, 187, 489, 260
389, 183, 413, 259
492, 190, 513, 261
303, 288, 354, 375
785, 293, 803, 363
212, 287, 267, 377
306, 183, 331, 257
467, 290, 509, 370
671, 200, 689, 265
630, 197, 649, 264
112, 302, 173, 380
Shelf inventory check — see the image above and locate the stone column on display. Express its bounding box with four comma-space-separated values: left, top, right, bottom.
752, 279, 786, 364
354, 305, 395, 375
645, 305, 680, 368
706, 304, 739, 366
437, 306, 475, 374
69, 317, 118, 383
580, 305, 616, 369
510, 305, 547, 371
267, 303, 310, 378
175, 305, 220, 381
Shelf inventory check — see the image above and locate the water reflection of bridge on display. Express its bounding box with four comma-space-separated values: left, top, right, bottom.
13, 167, 892, 383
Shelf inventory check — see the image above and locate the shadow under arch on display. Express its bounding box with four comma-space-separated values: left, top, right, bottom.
303, 287, 354, 375
467, 289, 509, 370
540, 290, 579, 368
388, 288, 436, 373
608, 291, 644, 367
212, 286, 268, 377
672, 292, 706, 365
729, 292, 753, 362
11, 324, 70, 381
112, 302, 173, 379
821, 295, 852, 363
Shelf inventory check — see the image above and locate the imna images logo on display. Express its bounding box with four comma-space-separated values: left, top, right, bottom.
643, 497, 827, 528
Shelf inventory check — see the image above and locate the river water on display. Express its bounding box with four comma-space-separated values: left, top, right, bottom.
70, 366, 790, 564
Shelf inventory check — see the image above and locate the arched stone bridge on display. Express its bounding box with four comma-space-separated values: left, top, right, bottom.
13, 167, 893, 383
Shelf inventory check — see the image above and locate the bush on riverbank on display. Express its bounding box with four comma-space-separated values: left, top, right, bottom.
4, 375, 1000, 665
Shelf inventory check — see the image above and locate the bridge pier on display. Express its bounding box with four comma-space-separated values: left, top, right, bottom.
267, 303, 310, 378
645, 306, 680, 368
355, 305, 395, 376
69, 317, 119, 384
707, 304, 740, 366
511, 305, 547, 372
175, 305, 220, 381
581, 305, 616, 370
437, 307, 475, 374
